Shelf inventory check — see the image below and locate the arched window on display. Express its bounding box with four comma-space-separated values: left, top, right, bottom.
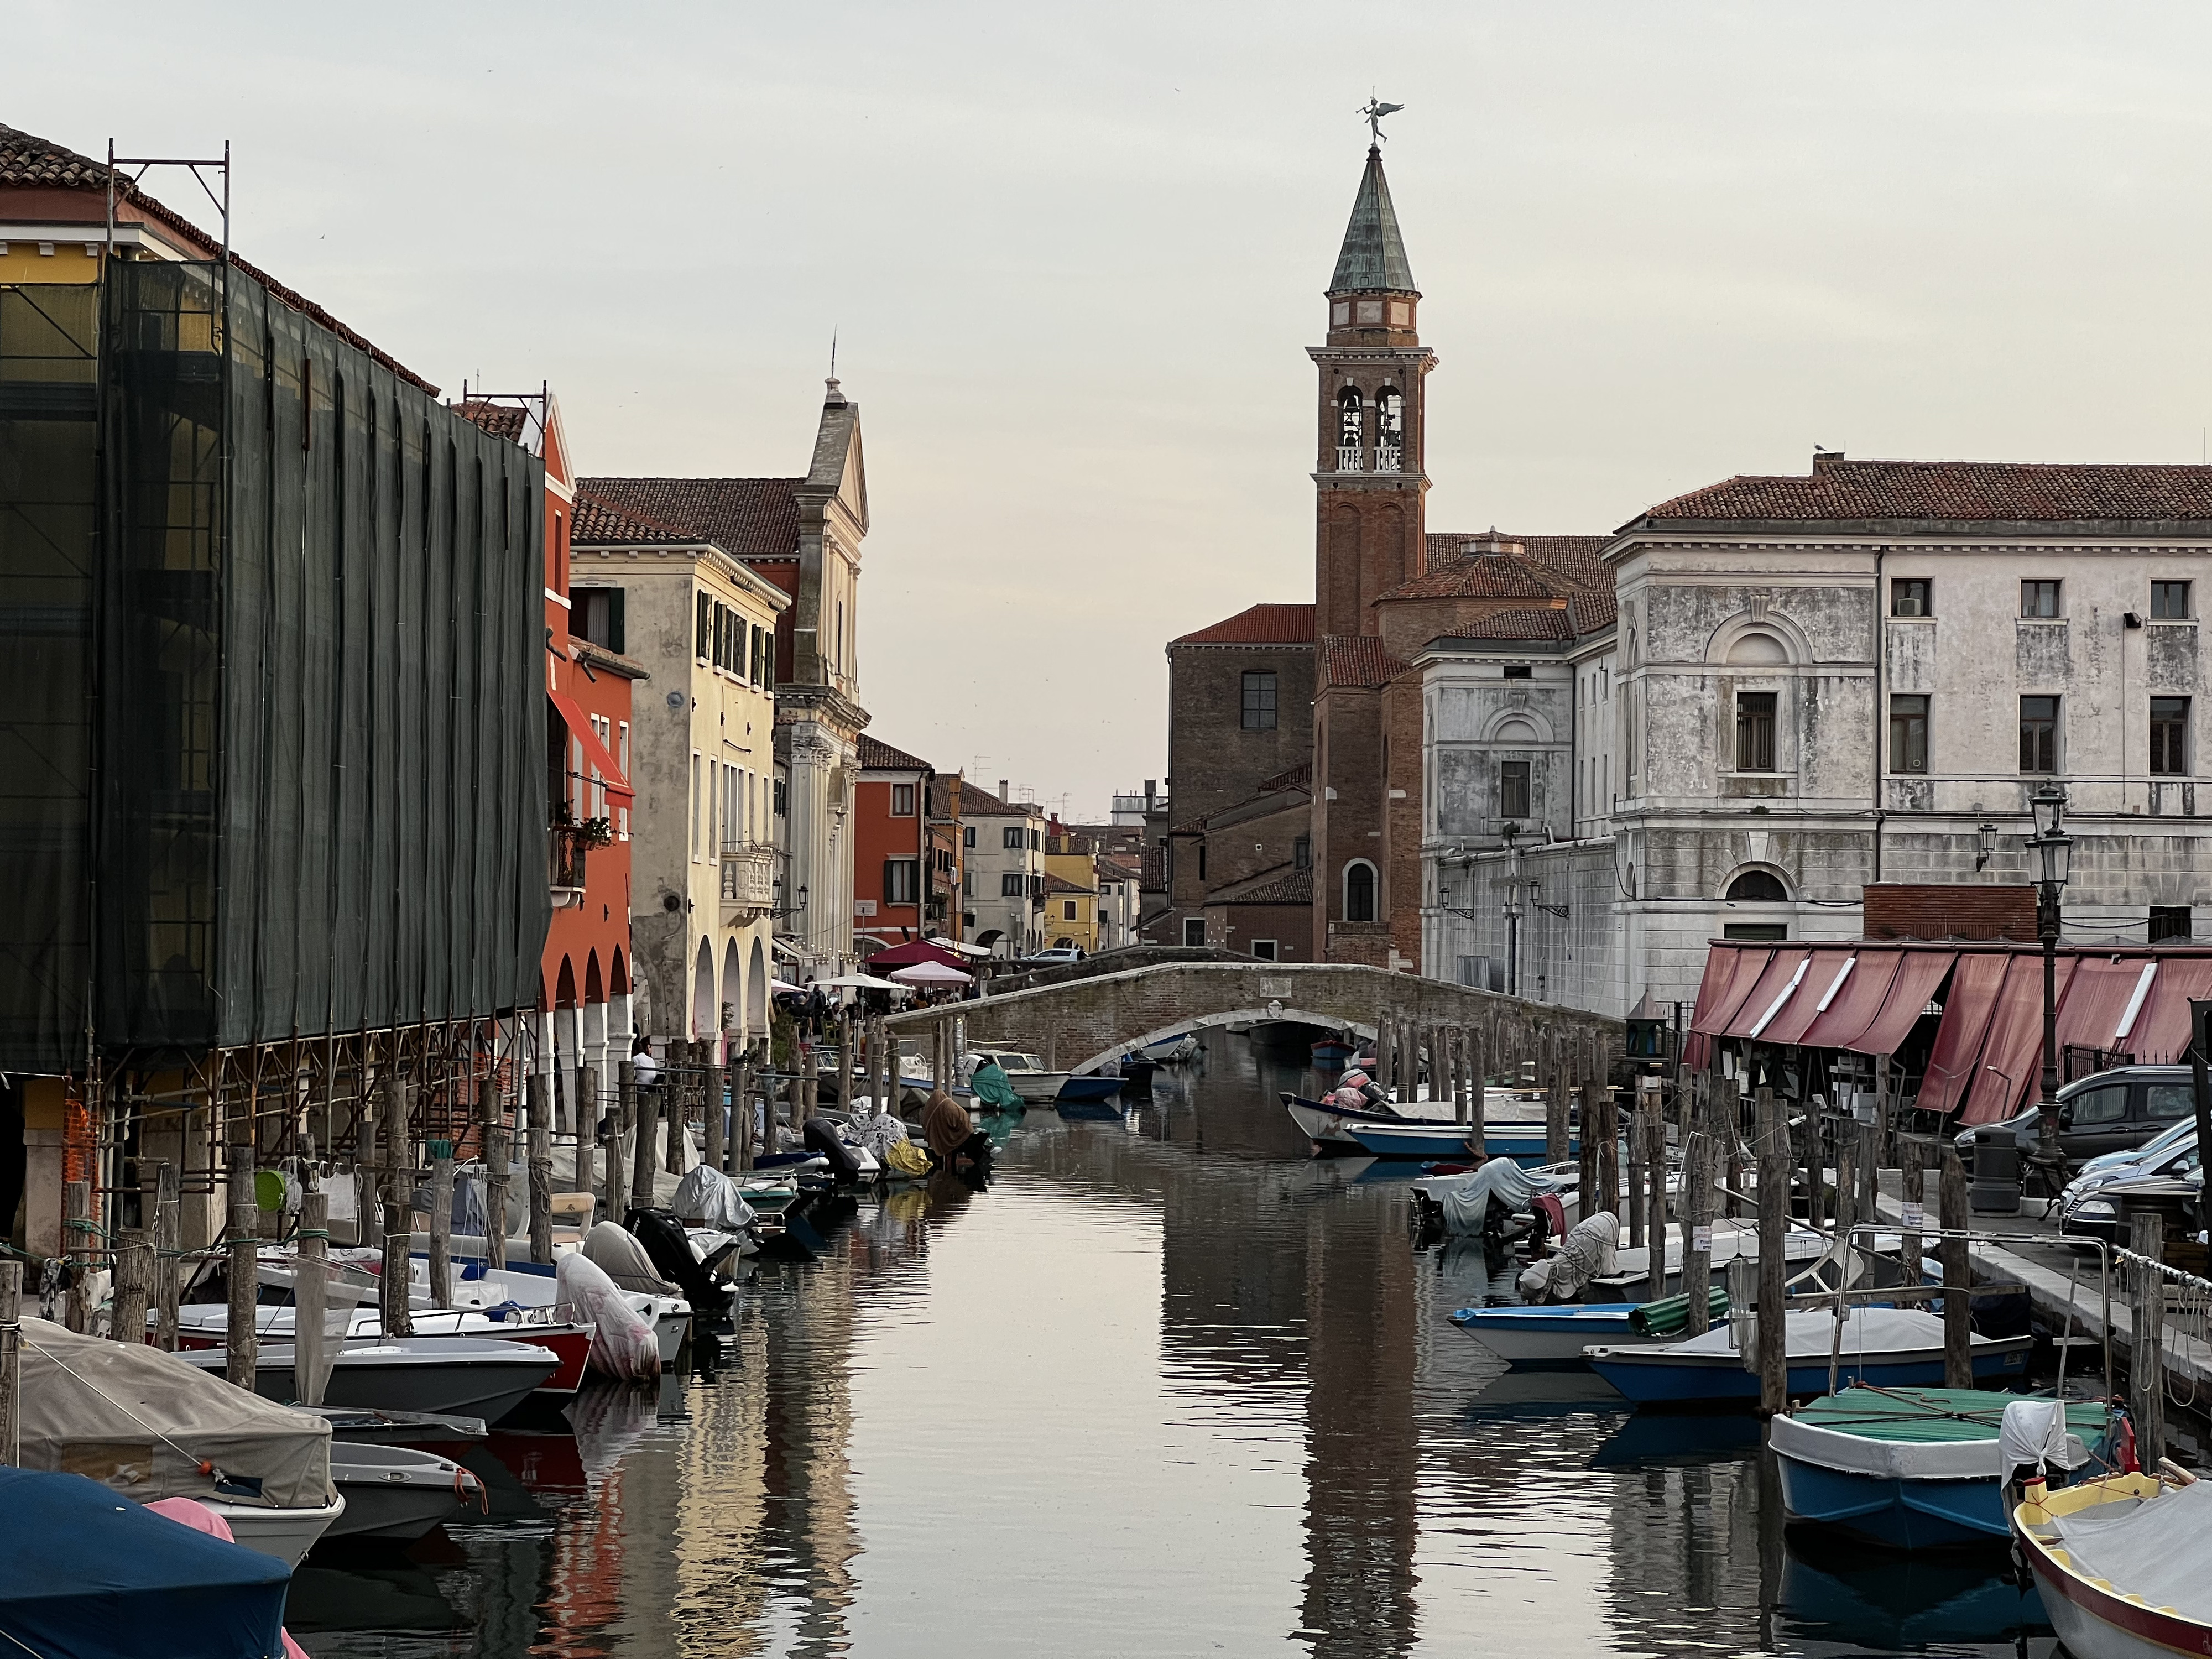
1344, 860, 1377, 922
1726, 869, 1789, 902
1336, 388, 1364, 472
1375, 387, 1404, 473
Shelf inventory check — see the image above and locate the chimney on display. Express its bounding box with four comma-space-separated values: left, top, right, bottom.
999, 779, 1009, 801
1144, 779, 1156, 808
1812, 446, 1845, 472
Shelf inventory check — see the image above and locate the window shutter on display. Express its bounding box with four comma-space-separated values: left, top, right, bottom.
608, 588, 625, 655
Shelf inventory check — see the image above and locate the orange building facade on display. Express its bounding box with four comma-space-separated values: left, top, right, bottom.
463, 392, 643, 1129
853, 735, 937, 954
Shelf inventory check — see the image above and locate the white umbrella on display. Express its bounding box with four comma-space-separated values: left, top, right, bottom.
770, 978, 805, 994
926, 936, 993, 958
889, 961, 971, 986
814, 973, 907, 992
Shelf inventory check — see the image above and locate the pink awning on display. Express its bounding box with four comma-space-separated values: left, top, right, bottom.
1689, 946, 1775, 1038
1917, 954, 2009, 1118
2127, 957, 2212, 1063
1758, 949, 1860, 1047
1958, 955, 2079, 1126
1843, 951, 1958, 1057
1724, 949, 1813, 1040
1798, 950, 1902, 1050
2055, 959, 2158, 1058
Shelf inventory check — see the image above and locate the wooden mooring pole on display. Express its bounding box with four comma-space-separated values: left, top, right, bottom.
630, 1053, 659, 1211
152, 1160, 179, 1353
483, 1070, 510, 1272
63, 1178, 91, 1334
111, 1227, 151, 1347
295, 1190, 330, 1408
379, 1073, 413, 1339
2131, 1214, 2168, 1460
228, 1117, 262, 1386
1626, 1088, 1647, 1250
1940, 1146, 1971, 1389
706, 1049, 727, 1175
1685, 1077, 1713, 1336
0, 1259, 20, 1463
1755, 1086, 1788, 1415
609, 1061, 634, 1224
528, 1070, 554, 1266
427, 1140, 454, 1308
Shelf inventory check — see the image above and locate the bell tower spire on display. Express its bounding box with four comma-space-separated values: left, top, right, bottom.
1311, 126, 1434, 638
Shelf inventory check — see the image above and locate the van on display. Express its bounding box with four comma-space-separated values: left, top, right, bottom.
1951, 1065, 2201, 1172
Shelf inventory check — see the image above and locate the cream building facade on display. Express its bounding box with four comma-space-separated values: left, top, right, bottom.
571, 494, 789, 1055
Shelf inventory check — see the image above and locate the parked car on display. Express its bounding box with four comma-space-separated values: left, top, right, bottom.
1950, 1065, 2200, 1172
1026, 947, 1086, 965
2062, 1140, 2203, 1240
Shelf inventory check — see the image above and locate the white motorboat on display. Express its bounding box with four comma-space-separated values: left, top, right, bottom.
175, 1334, 558, 1425
13, 1317, 345, 1567
326, 1442, 482, 1542
1138, 1033, 1202, 1063
451, 1264, 691, 1368
166, 1304, 594, 1399
961, 1047, 1069, 1103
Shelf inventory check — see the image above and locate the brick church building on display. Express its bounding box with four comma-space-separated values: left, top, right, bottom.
1150, 139, 1611, 965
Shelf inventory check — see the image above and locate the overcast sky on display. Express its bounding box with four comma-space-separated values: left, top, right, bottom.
14, 4, 2212, 818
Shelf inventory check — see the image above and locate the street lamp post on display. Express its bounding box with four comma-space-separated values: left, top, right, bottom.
2028, 785, 2072, 1149
1501, 823, 1524, 998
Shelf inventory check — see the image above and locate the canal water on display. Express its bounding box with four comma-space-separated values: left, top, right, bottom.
290, 1034, 2060, 1658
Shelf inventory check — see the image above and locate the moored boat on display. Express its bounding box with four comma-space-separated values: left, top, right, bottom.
1340, 1117, 1573, 1165
325, 1442, 484, 1543
1773, 1387, 2108, 1549
175, 1334, 559, 1425
1587, 1308, 2032, 1407
2014, 1470, 2212, 1657
1056, 1073, 1125, 1104
168, 1305, 592, 1397
1310, 1035, 1357, 1066
1451, 1287, 1730, 1367
1138, 1032, 1202, 1063
962, 1047, 1070, 1103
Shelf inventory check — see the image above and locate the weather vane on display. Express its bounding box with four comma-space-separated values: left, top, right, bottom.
1360, 96, 1404, 147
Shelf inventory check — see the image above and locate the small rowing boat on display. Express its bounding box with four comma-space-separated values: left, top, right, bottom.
1450, 1288, 1729, 1366
2015, 1470, 2212, 1657
1587, 1308, 2032, 1407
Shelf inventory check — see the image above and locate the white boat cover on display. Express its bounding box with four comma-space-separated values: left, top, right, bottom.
1422, 1160, 1563, 1237
670, 1166, 758, 1231
1518, 1212, 1619, 1301
553, 1253, 661, 1382
1999, 1398, 2084, 1477
1771, 1407, 2088, 1482
2051, 1477, 2212, 1619
15, 1317, 333, 1510
581, 1220, 680, 1295
1660, 1307, 1957, 1361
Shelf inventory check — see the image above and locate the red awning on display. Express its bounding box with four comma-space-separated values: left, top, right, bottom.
549, 690, 635, 804
1798, 950, 1902, 1050
865, 939, 965, 971
1724, 949, 1813, 1040
1758, 949, 1860, 1047
1844, 951, 1958, 1057
1916, 953, 2010, 1117
2127, 957, 2212, 1062
1958, 955, 2079, 1126
1689, 946, 1775, 1037
2055, 959, 2158, 1058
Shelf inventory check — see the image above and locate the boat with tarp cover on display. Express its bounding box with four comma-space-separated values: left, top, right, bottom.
2014, 1470, 2212, 1659
1451, 1287, 1731, 1366
1773, 1387, 2111, 1548
1587, 1308, 2032, 1407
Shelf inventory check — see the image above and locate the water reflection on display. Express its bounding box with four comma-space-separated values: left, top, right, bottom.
290, 1032, 2059, 1657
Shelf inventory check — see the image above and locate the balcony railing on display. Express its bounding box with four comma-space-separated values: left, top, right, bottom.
719, 842, 776, 919
1336, 445, 1364, 473
1374, 445, 1401, 474
551, 828, 588, 896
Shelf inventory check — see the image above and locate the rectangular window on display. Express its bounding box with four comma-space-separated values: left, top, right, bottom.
1723, 923, 1789, 942
1240, 671, 1277, 731
1735, 691, 1777, 771
1183, 917, 1207, 947
1891, 578, 1932, 618
1003, 826, 1024, 850
575, 587, 626, 653
696, 591, 711, 661
2151, 905, 2193, 943
2152, 696, 2189, 775
962, 869, 974, 896
1001, 873, 1025, 898
884, 860, 920, 904
963, 824, 976, 848
2021, 580, 2061, 618
890, 783, 916, 816
1062, 900, 1078, 921
2019, 695, 2059, 773
1889, 694, 1928, 774
1498, 759, 1532, 820
1503, 664, 1532, 680
774, 776, 787, 816
2153, 581, 2192, 620
1250, 940, 1279, 961
1293, 834, 1311, 870
690, 753, 701, 859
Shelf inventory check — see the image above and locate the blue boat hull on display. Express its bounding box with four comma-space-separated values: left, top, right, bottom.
1056, 1076, 1125, 1103
1343, 1122, 1573, 1165
1774, 1458, 2011, 1548
1589, 1345, 2030, 1407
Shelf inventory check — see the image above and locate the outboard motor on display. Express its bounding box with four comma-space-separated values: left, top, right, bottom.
624, 1206, 733, 1314
804, 1117, 865, 1183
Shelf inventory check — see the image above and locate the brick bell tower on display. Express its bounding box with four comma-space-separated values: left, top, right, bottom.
1312, 142, 1435, 638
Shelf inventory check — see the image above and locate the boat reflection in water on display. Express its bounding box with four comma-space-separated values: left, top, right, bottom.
284, 1032, 2063, 1658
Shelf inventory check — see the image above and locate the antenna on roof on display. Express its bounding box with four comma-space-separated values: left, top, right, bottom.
830, 327, 838, 380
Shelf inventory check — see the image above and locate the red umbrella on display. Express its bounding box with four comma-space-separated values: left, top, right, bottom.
865, 939, 966, 971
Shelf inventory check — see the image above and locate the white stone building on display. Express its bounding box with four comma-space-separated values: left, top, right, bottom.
1424, 457, 2212, 1018
958, 782, 1047, 958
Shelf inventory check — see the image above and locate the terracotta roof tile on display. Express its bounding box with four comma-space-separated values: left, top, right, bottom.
1567, 589, 1619, 634
1171, 603, 1317, 646
1425, 531, 1612, 589
577, 476, 802, 560
1639, 458, 2212, 526
456, 401, 528, 443
1378, 550, 1574, 604
1217, 867, 1314, 905
570, 491, 696, 546
0, 123, 438, 394
857, 734, 932, 773
1443, 607, 1578, 642
1257, 760, 1312, 794
957, 784, 1036, 818
1041, 871, 1091, 895
1140, 843, 1167, 889
1322, 634, 1411, 689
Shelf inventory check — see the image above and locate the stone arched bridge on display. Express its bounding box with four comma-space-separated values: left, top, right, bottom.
883, 961, 1623, 1079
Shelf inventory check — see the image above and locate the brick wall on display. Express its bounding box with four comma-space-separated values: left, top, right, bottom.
1166, 643, 1314, 827
1863, 882, 2038, 942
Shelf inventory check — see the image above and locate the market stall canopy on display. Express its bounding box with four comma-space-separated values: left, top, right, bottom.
1958, 955, 2078, 1125
2127, 957, 2212, 1063
1917, 954, 2011, 1118
1755, 950, 1860, 1047
1843, 951, 1958, 1057
1798, 950, 1904, 1051
2054, 958, 2158, 1065
1723, 949, 1813, 1040
812, 973, 907, 992
889, 961, 971, 986
867, 940, 967, 971
927, 936, 994, 958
